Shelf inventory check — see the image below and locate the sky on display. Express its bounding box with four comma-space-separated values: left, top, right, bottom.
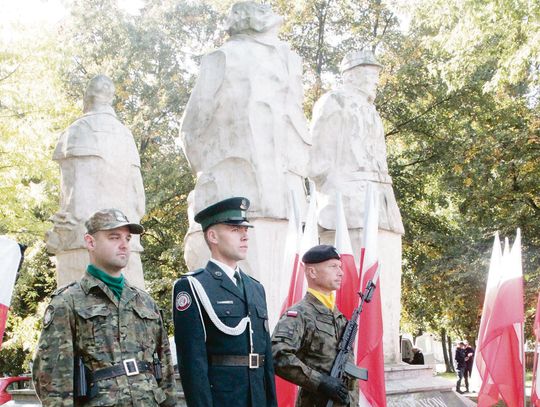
1, 0, 145, 20
1, 0, 145, 40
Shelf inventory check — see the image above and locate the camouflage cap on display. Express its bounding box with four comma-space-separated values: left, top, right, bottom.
85, 208, 144, 235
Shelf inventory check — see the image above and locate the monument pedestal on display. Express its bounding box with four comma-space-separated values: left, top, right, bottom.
385, 364, 475, 406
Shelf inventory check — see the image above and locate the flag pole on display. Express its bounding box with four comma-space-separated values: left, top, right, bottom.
523, 322, 526, 407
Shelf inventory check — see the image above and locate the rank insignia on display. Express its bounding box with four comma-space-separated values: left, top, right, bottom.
176, 291, 192, 311
286, 310, 298, 317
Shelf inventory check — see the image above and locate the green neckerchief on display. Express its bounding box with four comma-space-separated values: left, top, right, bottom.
87, 264, 125, 300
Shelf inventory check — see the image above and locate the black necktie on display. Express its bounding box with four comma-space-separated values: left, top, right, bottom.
234, 270, 244, 294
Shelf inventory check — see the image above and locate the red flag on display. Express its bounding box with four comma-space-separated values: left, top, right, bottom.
0, 237, 22, 349
334, 193, 359, 319
531, 293, 540, 406
276, 184, 319, 407
356, 183, 386, 407
477, 230, 524, 407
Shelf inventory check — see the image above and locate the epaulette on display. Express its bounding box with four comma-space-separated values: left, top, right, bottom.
246, 274, 261, 284
51, 281, 77, 297
183, 268, 204, 277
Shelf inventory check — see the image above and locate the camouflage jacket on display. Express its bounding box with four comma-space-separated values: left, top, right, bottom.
33, 272, 176, 406
271, 292, 358, 407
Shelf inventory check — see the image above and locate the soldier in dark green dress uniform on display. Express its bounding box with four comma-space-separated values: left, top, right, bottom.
33, 209, 177, 406
172, 197, 277, 407
272, 245, 358, 407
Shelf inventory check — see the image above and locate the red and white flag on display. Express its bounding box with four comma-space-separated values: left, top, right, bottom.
276, 183, 319, 407
531, 292, 540, 406
0, 236, 22, 349
471, 233, 502, 393
356, 183, 386, 407
334, 193, 360, 320
477, 229, 524, 407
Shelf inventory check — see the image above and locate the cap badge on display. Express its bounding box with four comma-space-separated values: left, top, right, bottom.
240, 199, 248, 210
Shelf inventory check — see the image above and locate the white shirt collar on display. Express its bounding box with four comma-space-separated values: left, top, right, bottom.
210, 258, 239, 285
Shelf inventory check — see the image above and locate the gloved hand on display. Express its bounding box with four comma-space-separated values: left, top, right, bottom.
318, 375, 349, 404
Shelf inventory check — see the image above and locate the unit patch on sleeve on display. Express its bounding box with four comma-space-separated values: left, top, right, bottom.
175, 291, 192, 312
43, 305, 55, 328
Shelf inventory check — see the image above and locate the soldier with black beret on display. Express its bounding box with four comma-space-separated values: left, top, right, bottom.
271, 244, 358, 407
33, 209, 177, 406
173, 197, 277, 407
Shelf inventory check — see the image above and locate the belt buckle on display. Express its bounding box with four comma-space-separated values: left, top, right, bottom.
123, 359, 139, 376
249, 353, 259, 369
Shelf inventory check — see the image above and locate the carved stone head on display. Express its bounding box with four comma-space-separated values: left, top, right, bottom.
83, 75, 115, 113
341, 50, 382, 103
226, 1, 283, 36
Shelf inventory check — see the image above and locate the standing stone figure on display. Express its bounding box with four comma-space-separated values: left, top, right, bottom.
309, 50, 404, 363
180, 1, 310, 326
46, 75, 146, 288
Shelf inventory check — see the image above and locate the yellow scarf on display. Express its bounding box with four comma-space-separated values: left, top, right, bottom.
307, 288, 335, 310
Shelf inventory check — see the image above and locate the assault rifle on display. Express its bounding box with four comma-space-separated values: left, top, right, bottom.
325, 268, 379, 407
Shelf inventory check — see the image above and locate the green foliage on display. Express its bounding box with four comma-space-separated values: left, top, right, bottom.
10, 243, 57, 320
412, 0, 540, 93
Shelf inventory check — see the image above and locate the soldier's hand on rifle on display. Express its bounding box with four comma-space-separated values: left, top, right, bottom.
318, 375, 349, 404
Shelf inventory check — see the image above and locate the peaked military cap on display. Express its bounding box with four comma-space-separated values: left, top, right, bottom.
195, 197, 253, 231
302, 244, 341, 264
340, 49, 383, 73
85, 208, 144, 235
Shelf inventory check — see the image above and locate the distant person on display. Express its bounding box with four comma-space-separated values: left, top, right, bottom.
455, 341, 468, 393
464, 341, 475, 382
401, 337, 414, 364
411, 347, 425, 365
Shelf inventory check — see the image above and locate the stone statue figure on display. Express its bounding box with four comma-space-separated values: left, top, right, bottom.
46, 75, 146, 287
310, 50, 404, 364
180, 1, 311, 328
180, 1, 310, 220
309, 50, 404, 234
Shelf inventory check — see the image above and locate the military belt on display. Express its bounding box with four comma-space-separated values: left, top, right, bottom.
210, 354, 265, 369
91, 359, 153, 382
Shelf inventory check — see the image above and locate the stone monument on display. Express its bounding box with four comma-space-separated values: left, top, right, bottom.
46, 75, 146, 288
309, 50, 404, 364
180, 1, 311, 326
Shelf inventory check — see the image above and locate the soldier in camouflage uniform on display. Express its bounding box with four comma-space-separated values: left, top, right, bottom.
33, 209, 176, 406
272, 245, 358, 407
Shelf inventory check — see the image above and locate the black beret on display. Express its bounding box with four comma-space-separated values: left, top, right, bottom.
194, 197, 253, 231
302, 245, 341, 264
